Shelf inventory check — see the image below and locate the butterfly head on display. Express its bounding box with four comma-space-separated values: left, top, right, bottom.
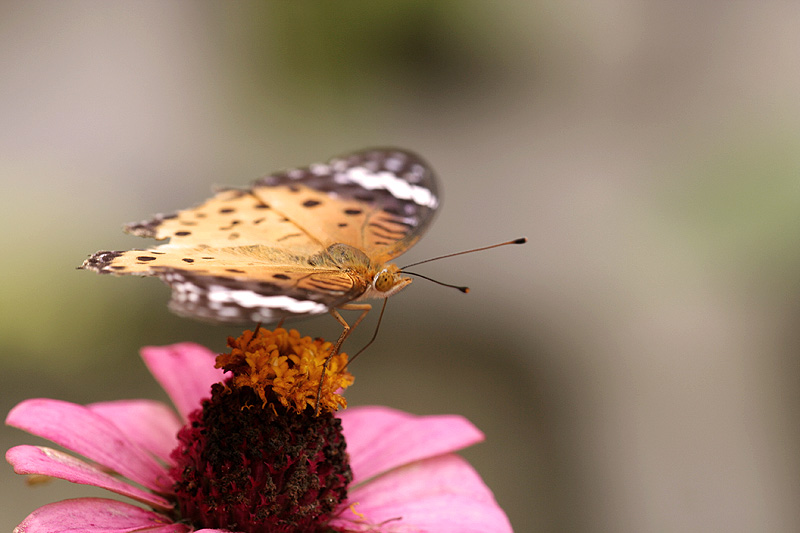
368, 264, 411, 299
313, 242, 411, 300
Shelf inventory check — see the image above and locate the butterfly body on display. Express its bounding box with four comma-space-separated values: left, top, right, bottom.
81, 148, 436, 324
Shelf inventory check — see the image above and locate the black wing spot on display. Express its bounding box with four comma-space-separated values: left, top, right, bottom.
182, 258, 195, 263
278, 232, 303, 242
312, 182, 336, 193
254, 203, 270, 209
368, 222, 406, 239
110, 265, 125, 270
253, 218, 265, 225
163, 214, 178, 220
201, 256, 215, 260
226, 268, 245, 274
220, 220, 241, 230
303, 199, 322, 208
273, 273, 290, 280
228, 232, 240, 240
136, 256, 156, 262
354, 192, 375, 203
195, 213, 207, 218
175, 231, 192, 236
370, 231, 398, 240
338, 222, 348, 228
344, 208, 362, 215
219, 208, 236, 214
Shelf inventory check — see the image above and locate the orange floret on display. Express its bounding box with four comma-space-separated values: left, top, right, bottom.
216, 327, 354, 414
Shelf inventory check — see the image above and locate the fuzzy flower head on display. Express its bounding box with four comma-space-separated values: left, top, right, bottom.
218, 327, 353, 414
6, 330, 512, 533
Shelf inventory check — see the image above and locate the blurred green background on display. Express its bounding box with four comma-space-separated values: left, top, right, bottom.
3, 2, 800, 532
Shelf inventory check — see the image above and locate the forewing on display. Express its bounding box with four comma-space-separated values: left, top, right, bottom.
253, 148, 440, 262
124, 188, 324, 258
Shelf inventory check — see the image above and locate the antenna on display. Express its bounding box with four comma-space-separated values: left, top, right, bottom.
400, 237, 527, 270
336, 236, 527, 380
403, 271, 470, 293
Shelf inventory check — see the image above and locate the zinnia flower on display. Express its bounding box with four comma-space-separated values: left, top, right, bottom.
6, 328, 511, 532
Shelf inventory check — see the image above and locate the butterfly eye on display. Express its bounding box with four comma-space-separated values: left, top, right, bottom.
373, 269, 394, 293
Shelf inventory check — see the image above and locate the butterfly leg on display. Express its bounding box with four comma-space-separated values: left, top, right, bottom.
314, 304, 371, 415
343, 298, 388, 370
329, 304, 372, 356
243, 323, 262, 350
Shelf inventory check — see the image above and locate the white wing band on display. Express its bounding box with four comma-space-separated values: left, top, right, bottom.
342, 167, 439, 209
208, 287, 329, 314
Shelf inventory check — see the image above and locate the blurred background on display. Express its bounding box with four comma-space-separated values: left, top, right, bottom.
2, 2, 800, 531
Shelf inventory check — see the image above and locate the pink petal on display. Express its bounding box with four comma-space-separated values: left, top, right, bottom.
6, 399, 171, 493
13, 498, 189, 533
6, 445, 172, 510
140, 343, 224, 422
339, 406, 484, 485
88, 400, 182, 465
331, 454, 512, 533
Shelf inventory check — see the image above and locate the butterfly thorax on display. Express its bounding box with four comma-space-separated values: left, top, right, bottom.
309, 243, 411, 301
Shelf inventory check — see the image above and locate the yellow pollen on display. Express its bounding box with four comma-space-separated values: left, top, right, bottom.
216, 327, 354, 414
348, 502, 366, 520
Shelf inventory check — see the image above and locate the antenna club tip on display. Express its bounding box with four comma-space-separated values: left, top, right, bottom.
513, 237, 528, 244
461, 287, 470, 294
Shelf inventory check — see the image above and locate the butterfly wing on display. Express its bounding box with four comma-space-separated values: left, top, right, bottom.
255, 148, 440, 263
123, 187, 325, 257
82, 250, 365, 323
80, 148, 440, 323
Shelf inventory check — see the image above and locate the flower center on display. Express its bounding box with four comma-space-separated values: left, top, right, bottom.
169, 327, 354, 532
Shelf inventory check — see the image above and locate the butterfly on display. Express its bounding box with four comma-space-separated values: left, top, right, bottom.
80, 148, 443, 349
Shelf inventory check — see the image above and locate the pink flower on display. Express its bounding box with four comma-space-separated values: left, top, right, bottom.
6, 342, 511, 533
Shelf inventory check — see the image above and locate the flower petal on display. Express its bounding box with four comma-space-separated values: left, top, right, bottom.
140, 343, 224, 422
6, 445, 173, 510
88, 400, 182, 465
6, 399, 171, 493
331, 454, 512, 533
339, 406, 484, 485
13, 498, 189, 533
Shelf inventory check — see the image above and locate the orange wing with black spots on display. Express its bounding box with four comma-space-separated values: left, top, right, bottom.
80, 148, 440, 323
